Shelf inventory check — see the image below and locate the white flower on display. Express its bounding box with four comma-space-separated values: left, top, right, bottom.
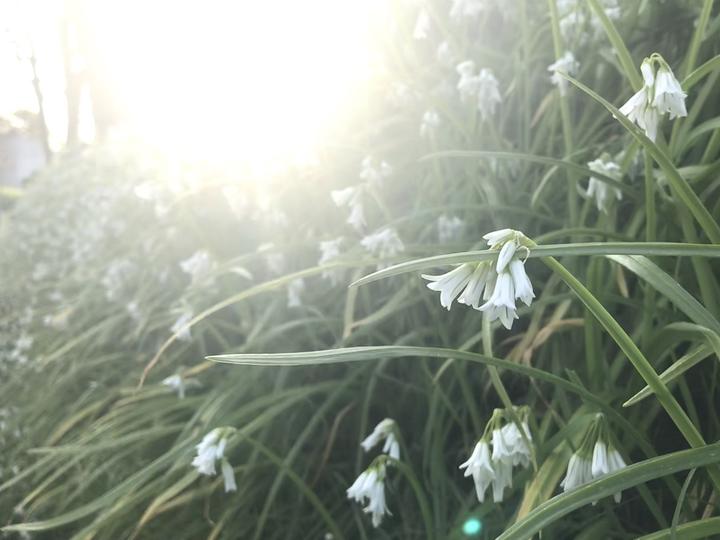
221, 459, 237, 492
162, 374, 186, 399
361, 228, 404, 269
347, 464, 389, 528
413, 8, 430, 40
180, 250, 214, 283
591, 442, 627, 502
560, 453, 593, 492
480, 271, 518, 330
319, 238, 344, 285
493, 421, 533, 468
359, 157, 392, 186
422, 264, 475, 310
287, 278, 305, 308
436, 215, 464, 242
457, 263, 493, 309
450, 0, 485, 19
476, 68, 502, 120
619, 85, 659, 141
332, 186, 366, 231
171, 311, 193, 342
509, 259, 534, 306
491, 459, 514, 502
192, 428, 237, 493
653, 63, 687, 119
459, 440, 495, 502
483, 228, 515, 247
583, 157, 623, 213
548, 51, 579, 96
456, 61, 479, 101
420, 109, 441, 138
361, 419, 400, 460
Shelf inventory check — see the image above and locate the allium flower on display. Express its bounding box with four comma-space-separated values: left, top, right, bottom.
491, 459, 514, 502
413, 8, 430, 40
171, 311, 193, 342
361, 419, 400, 460
457, 62, 502, 119
162, 374, 186, 399
591, 441, 627, 502
619, 55, 686, 141
192, 428, 237, 493
332, 186, 366, 231
347, 464, 389, 528
483, 228, 516, 247
459, 440, 495, 502
287, 278, 305, 308
560, 453, 593, 492
359, 157, 393, 186
361, 228, 405, 269
480, 271, 518, 329
450, 0, 486, 19
436, 215, 464, 242
422, 263, 476, 310
583, 156, 623, 213
653, 63, 687, 119
180, 250, 214, 283
319, 237, 344, 285
496, 421, 533, 468
420, 109, 441, 138
548, 51, 579, 96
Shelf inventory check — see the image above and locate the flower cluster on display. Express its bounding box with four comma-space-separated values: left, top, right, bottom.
460, 407, 533, 503
361, 228, 405, 270
560, 414, 628, 503
548, 51, 579, 96
420, 109, 441, 138
581, 154, 623, 213
456, 61, 502, 120
191, 427, 237, 493
619, 54, 687, 141
347, 419, 401, 527
422, 229, 535, 329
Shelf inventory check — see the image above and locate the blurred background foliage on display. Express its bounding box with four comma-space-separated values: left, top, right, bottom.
1, 0, 720, 538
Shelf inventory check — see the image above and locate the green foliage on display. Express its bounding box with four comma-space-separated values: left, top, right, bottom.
2, 1, 720, 539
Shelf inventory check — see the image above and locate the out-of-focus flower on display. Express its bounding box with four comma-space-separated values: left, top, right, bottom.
360, 157, 393, 187
361, 228, 404, 270
332, 186, 366, 231
318, 237, 344, 285
436, 215, 464, 242
548, 51, 579, 96
582, 155, 623, 213
287, 278, 305, 308
413, 8, 430, 39
420, 109, 441, 138
171, 310, 193, 342
180, 250, 214, 283
161, 373, 200, 399
191, 427, 237, 493
457, 62, 502, 119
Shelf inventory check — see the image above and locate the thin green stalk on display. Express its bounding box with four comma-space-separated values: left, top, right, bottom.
683, 0, 714, 78
544, 256, 720, 493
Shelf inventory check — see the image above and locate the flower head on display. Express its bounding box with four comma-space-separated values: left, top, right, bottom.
420, 109, 441, 138
459, 440, 495, 502
331, 186, 366, 231
347, 461, 390, 528
436, 215, 464, 242
583, 156, 623, 213
191, 427, 237, 493
287, 278, 305, 308
361, 419, 400, 460
548, 51, 579, 96
361, 228, 405, 270
171, 311, 193, 342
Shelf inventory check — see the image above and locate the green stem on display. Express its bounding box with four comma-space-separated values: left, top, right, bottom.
683, 0, 713, 78
543, 256, 720, 493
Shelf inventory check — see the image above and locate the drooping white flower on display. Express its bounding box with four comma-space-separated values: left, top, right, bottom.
361, 419, 400, 460
171, 311, 193, 342
491, 459, 514, 502
413, 8, 430, 40
347, 463, 390, 528
498, 421, 533, 468
192, 428, 236, 493
483, 228, 515, 247
422, 264, 475, 310
318, 238, 344, 285
560, 453, 593, 492
548, 51, 579, 96
359, 157, 393, 187
332, 186, 366, 231
436, 215, 464, 242
476, 68, 502, 120
162, 374, 186, 399
459, 440, 495, 502
591, 441, 627, 502
361, 228, 405, 269
508, 259, 535, 306
457, 60, 479, 101
180, 250, 214, 283
287, 278, 305, 308
653, 63, 687, 119
420, 109, 441, 138
457, 263, 493, 309
583, 156, 623, 213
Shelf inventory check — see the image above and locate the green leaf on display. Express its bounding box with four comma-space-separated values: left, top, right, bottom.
634, 517, 720, 540
351, 243, 720, 287
497, 443, 720, 540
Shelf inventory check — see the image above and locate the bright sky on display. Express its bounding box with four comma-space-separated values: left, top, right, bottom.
1, 0, 388, 172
